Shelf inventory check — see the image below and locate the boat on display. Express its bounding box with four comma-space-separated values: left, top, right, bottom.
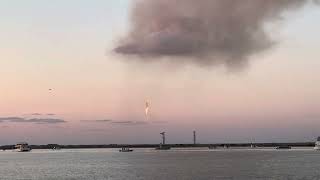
276, 145, 291, 150
52, 146, 61, 150
314, 137, 320, 150
15, 143, 31, 152
250, 144, 257, 148
119, 147, 133, 152
47, 144, 61, 150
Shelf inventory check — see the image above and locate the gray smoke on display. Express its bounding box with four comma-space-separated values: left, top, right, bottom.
115, 0, 316, 67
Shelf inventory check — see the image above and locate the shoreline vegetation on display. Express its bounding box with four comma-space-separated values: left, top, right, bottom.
0, 142, 315, 150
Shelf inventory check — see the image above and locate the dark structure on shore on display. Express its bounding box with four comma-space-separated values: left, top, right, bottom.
0, 142, 316, 151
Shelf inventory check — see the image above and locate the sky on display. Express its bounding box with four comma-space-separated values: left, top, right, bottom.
0, 0, 320, 145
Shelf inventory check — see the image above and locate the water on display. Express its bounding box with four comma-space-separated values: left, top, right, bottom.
0, 148, 320, 180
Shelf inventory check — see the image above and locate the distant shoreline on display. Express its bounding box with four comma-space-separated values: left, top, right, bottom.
0, 142, 315, 150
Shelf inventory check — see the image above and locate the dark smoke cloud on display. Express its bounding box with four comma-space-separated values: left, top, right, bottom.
115, 0, 316, 67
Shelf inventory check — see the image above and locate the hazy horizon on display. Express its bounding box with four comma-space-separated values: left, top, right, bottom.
1, 0, 320, 145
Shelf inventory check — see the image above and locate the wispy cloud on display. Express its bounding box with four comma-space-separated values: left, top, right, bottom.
24, 113, 57, 116
26, 118, 66, 124
80, 119, 167, 126
111, 121, 148, 126
30, 113, 42, 116
80, 119, 148, 126
0, 117, 66, 124
0, 117, 25, 122
80, 119, 112, 123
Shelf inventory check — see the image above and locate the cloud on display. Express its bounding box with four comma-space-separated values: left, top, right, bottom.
80, 119, 112, 123
24, 113, 57, 116
31, 113, 42, 116
115, 0, 318, 68
26, 118, 66, 124
0, 117, 66, 124
0, 117, 25, 122
79, 118, 168, 126
111, 121, 148, 126
80, 119, 148, 125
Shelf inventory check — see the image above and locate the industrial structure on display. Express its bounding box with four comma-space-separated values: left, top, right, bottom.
160, 132, 166, 145
156, 132, 171, 150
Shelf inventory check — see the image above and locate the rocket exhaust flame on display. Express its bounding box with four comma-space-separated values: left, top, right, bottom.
145, 101, 150, 118
115, 0, 318, 68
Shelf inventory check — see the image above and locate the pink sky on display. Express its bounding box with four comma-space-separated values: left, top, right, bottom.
0, 1, 320, 144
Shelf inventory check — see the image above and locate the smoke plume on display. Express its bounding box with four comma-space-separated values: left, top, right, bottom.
115, 0, 316, 67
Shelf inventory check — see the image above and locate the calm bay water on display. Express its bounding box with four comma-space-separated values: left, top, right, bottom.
0, 148, 319, 180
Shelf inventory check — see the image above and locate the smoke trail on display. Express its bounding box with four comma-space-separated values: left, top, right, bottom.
115, 0, 316, 68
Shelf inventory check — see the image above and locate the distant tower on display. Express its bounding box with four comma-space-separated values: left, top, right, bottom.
160, 132, 166, 145
193, 131, 196, 145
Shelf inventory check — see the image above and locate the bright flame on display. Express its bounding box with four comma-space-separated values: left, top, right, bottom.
145, 101, 150, 118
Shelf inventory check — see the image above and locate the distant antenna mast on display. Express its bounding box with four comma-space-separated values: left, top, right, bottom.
193, 131, 196, 145
160, 132, 166, 145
